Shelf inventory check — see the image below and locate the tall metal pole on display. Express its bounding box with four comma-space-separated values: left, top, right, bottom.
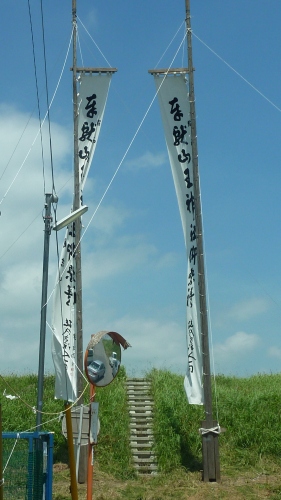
35, 193, 57, 500
185, 0, 220, 481
36, 193, 56, 430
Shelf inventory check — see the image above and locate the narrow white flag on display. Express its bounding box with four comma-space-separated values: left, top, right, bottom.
52, 73, 112, 401
154, 74, 203, 404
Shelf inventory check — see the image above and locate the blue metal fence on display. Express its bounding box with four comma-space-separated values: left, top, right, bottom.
2, 431, 53, 500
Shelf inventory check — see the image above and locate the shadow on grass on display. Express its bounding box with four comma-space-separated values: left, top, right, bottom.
159, 405, 202, 473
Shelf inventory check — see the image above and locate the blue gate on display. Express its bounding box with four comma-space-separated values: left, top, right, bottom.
2, 431, 53, 500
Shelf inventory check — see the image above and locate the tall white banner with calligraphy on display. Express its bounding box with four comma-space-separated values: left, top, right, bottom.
52, 73, 112, 401
154, 74, 203, 405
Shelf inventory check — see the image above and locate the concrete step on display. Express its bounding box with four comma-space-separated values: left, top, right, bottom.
130, 437, 154, 443
126, 379, 151, 384
134, 464, 158, 475
132, 455, 157, 463
127, 391, 153, 401
130, 430, 154, 436
126, 377, 158, 475
130, 442, 154, 449
129, 398, 154, 407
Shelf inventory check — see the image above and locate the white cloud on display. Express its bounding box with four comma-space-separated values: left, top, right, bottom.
0, 335, 38, 366
0, 106, 72, 260
0, 106, 181, 376
124, 151, 167, 171
0, 104, 71, 195
89, 314, 188, 377
214, 331, 260, 357
212, 331, 261, 375
84, 8, 99, 30
215, 297, 270, 328
83, 238, 157, 283
268, 346, 281, 359
228, 298, 270, 321
84, 203, 130, 238
0, 105, 73, 373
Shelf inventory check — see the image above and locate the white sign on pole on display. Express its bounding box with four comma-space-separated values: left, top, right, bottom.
90, 402, 100, 444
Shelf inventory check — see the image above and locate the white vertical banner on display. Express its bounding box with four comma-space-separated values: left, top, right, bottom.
78, 73, 112, 190
52, 223, 77, 402
52, 73, 112, 401
154, 74, 204, 405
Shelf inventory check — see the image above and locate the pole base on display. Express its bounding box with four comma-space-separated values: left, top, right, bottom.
201, 420, 221, 482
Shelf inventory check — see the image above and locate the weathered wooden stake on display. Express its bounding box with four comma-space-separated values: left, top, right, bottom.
65, 403, 79, 499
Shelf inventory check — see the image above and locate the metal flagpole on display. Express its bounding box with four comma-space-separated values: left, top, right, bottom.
36, 193, 57, 430
185, 0, 221, 482
35, 193, 57, 499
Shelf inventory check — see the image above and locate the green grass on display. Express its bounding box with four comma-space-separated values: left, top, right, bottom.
0, 367, 134, 477
148, 368, 204, 472
93, 366, 135, 479
215, 373, 281, 469
1, 368, 281, 482
149, 370, 281, 474
0, 373, 66, 461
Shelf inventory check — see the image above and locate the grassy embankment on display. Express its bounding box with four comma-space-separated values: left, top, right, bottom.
1, 368, 281, 499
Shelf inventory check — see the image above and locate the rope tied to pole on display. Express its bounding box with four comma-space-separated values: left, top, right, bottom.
199, 425, 222, 436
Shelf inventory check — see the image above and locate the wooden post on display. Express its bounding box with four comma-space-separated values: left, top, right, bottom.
0, 405, 3, 500
72, 0, 88, 482
71, 0, 83, 402
65, 404, 79, 500
185, 0, 220, 481
87, 384, 95, 500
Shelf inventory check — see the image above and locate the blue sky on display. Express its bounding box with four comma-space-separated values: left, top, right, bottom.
0, 0, 281, 379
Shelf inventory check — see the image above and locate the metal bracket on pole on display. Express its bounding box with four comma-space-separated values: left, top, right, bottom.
75, 405, 84, 479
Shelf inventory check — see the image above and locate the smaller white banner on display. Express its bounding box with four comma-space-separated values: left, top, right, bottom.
52, 73, 112, 402
52, 222, 77, 402
78, 73, 112, 190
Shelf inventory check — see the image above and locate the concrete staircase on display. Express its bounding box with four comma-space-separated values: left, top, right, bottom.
126, 378, 158, 475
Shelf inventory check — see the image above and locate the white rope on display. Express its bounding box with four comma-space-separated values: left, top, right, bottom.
199, 425, 221, 436
3, 434, 20, 473
24, 414, 67, 433
40, 33, 188, 405
75, 32, 187, 242
154, 20, 185, 68
192, 30, 281, 114
44, 30, 187, 315
1, 25, 188, 413
199, 189, 220, 424
77, 16, 112, 67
